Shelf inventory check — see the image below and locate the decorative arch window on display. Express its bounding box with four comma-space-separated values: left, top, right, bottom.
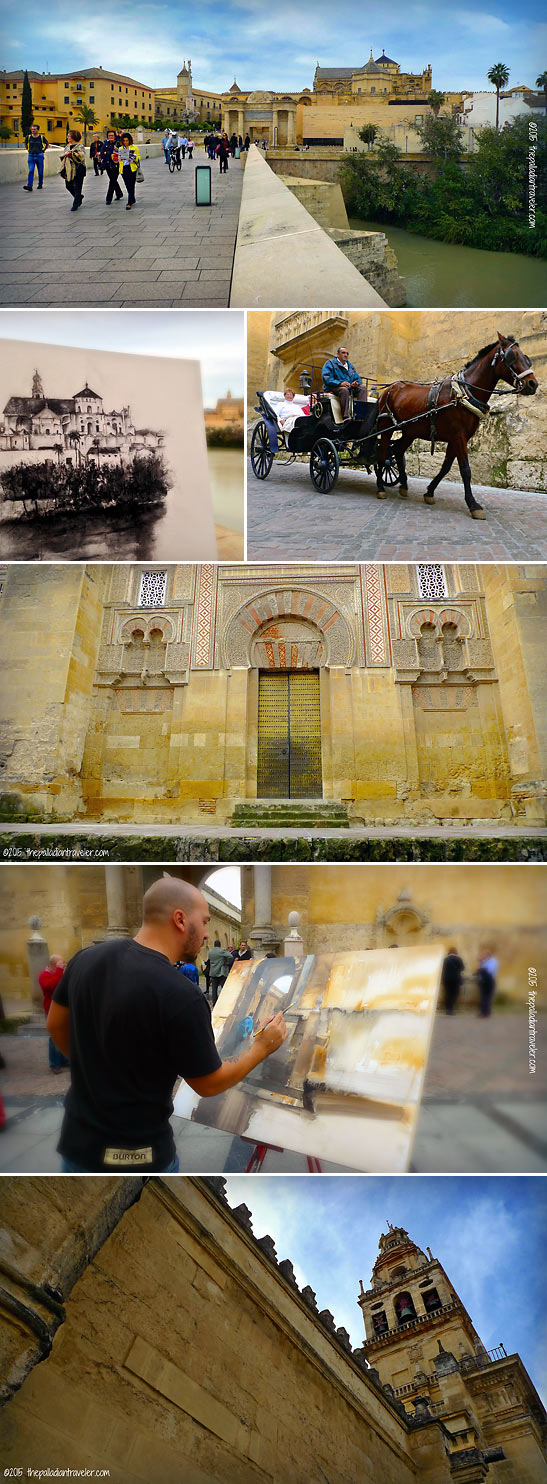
417, 621, 439, 670
441, 621, 463, 671
391, 1265, 408, 1280
394, 1292, 417, 1325
138, 570, 167, 607
417, 564, 447, 600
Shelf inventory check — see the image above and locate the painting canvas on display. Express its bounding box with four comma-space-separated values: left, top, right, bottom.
0, 338, 218, 561
174, 945, 444, 1171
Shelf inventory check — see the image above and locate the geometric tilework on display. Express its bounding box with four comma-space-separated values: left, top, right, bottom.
360, 565, 390, 665
192, 563, 217, 668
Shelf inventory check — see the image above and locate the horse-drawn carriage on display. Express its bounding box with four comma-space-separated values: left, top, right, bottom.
250, 335, 538, 519
250, 371, 401, 494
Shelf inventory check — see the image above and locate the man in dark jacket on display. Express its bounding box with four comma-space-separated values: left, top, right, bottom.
23, 123, 49, 192
322, 345, 365, 418
90, 134, 102, 175
100, 130, 123, 203
441, 947, 464, 1015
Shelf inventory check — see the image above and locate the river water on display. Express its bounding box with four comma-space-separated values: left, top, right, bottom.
0, 447, 244, 561
349, 216, 547, 307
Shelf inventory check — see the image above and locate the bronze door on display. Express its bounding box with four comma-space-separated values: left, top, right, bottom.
257, 671, 322, 798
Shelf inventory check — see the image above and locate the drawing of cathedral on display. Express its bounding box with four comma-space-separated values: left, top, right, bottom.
0, 370, 165, 468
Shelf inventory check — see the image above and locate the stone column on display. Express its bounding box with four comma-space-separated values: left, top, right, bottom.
283, 911, 304, 961
104, 866, 130, 938
272, 108, 278, 146
249, 865, 280, 953
287, 108, 296, 146
26, 917, 49, 1013
238, 109, 244, 138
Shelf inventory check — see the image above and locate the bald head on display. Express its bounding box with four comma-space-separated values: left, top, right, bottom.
136, 876, 210, 962
143, 876, 204, 924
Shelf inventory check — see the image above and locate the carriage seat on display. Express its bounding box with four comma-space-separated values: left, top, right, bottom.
323, 391, 345, 424
265, 390, 309, 427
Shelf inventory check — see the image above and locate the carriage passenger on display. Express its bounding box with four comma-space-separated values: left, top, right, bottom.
276, 387, 311, 432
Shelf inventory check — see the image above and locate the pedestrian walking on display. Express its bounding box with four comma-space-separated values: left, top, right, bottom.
216, 133, 229, 173
229, 132, 237, 156
244, 133, 250, 151
209, 938, 233, 1004
187, 135, 194, 158
59, 130, 87, 211
162, 128, 171, 163
441, 947, 464, 1015
90, 134, 102, 176
117, 132, 141, 210
22, 122, 49, 191
38, 955, 69, 1072
100, 129, 123, 203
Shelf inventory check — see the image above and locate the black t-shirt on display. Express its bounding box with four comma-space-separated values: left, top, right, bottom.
53, 937, 221, 1172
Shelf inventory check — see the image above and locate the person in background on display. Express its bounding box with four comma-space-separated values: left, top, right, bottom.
441, 947, 464, 1015
101, 129, 123, 204
209, 939, 233, 1004
38, 955, 69, 1073
186, 136, 194, 158
477, 949, 499, 1018
117, 132, 141, 210
60, 130, 87, 212
175, 954, 200, 987
162, 128, 171, 163
244, 133, 250, 151
90, 134, 102, 176
236, 940, 253, 962
216, 133, 229, 173
23, 122, 49, 192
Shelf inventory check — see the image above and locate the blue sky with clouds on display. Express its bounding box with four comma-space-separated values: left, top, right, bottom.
225, 1175, 547, 1402
2, 0, 545, 92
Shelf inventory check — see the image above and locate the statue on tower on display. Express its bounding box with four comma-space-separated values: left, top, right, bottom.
32, 369, 44, 399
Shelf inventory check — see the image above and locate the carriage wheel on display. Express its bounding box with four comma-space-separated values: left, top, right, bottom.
251, 421, 274, 480
310, 438, 339, 493
381, 452, 400, 487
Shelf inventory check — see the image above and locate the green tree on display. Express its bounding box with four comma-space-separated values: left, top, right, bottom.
21, 70, 33, 138
428, 89, 445, 116
415, 113, 464, 162
358, 123, 378, 151
536, 71, 547, 115
74, 103, 96, 145
0, 123, 11, 145
487, 62, 510, 129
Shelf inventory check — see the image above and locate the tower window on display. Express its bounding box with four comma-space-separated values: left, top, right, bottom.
372, 1309, 389, 1335
138, 570, 167, 607
422, 1287, 442, 1314
417, 563, 447, 600
394, 1292, 417, 1325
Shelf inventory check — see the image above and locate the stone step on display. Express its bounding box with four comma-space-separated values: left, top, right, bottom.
231, 800, 350, 828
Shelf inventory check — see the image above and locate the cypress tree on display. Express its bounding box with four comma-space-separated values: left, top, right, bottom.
21, 70, 33, 139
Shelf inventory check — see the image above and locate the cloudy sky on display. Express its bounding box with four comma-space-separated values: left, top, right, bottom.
225, 1174, 547, 1402
0, 310, 244, 408
2, 0, 544, 92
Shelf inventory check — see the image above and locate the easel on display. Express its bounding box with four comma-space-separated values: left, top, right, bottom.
242, 1138, 322, 1173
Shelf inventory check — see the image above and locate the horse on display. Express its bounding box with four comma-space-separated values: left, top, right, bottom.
375, 332, 538, 518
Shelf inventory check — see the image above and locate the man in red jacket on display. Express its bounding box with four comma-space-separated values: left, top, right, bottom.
38, 956, 69, 1073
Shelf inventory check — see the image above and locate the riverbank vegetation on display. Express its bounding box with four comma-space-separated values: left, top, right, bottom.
0, 453, 169, 518
340, 116, 547, 257
206, 425, 244, 448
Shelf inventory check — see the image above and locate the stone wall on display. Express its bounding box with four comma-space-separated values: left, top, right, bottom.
0, 1176, 457, 1484
242, 862, 547, 1004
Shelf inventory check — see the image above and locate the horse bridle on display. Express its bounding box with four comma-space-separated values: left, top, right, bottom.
491, 340, 534, 390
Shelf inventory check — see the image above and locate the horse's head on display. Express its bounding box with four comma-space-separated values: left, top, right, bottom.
494, 332, 538, 395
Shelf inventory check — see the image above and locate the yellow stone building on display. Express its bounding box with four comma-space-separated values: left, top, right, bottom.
0, 66, 156, 143
153, 60, 223, 126
0, 562, 545, 830
1, 1178, 545, 1483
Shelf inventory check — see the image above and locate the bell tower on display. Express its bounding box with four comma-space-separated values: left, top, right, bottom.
358, 1224, 485, 1400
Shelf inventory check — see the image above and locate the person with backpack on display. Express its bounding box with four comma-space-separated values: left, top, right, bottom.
22, 122, 49, 192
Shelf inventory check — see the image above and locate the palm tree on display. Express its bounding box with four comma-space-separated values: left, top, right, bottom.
536, 71, 547, 115
487, 63, 510, 130
428, 90, 445, 117
74, 103, 96, 146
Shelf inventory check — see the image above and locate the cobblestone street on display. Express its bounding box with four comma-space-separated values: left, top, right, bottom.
0, 150, 242, 308
1, 1013, 544, 1174
247, 459, 547, 561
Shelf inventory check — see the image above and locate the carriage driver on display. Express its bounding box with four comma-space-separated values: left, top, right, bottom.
322, 346, 365, 419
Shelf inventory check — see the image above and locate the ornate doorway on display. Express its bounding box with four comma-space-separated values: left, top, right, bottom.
257, 671, 322, 798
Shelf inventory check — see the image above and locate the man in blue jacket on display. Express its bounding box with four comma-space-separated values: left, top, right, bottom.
322, 345, 365, 419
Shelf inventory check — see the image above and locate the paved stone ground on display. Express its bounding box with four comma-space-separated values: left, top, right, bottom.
247, 459, 547, 561
0, 150, 242, 308
1, 1014, 544, 1174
